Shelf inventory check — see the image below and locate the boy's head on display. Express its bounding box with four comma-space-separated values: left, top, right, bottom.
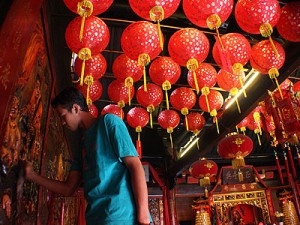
51, 86, 88, 112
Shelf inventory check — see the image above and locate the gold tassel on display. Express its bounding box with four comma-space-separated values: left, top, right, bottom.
138, 53, 150, 92
125, 77, 133, 106
210, 109, 219, 134
78, 48, 92, 86
77, 0, 93, 42
167, 127, 173, 149
259, 22, 279, 59
150, 6, 164, 50
200, 177, 210, 187
232, 63, 247, 97
84, 75, 93, 106
147, 105, 154, 128
201, 87, 211, 112
232, 156, 245, 169
204, 187, 209, 198
187, 59, 199, 94
238, 169, 244, 182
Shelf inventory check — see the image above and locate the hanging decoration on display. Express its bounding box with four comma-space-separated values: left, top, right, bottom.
276, 1, 300, 43
250, 39, 285, 99
246, 106, 263, 145
65, 16, 110, 85
170, 87, 196, 131
101, 104, 124, 120
112, 54, 143, 105
127, 107, 149, 158
189, 158, 218, 198
279, 190, 300, 225
168, 28, 210, 94
88, 104, 98, 118
149, 56, 181, 109
235, 0, 281, 57
107, 79, 135, 109
198, 89, 224, 133
158, 109, 180, 149
64, 0, 114, 16
76, 78, 102, 106
184, 112, 206, 135
187, 63, 217, 114
136, 83, 163, 128
128, 0, 181, 50
236, 117, 249, 135
212, 33, 251, 97
217, 133, 253, 181
74, 53, 107, 85
121, 21, 163, 91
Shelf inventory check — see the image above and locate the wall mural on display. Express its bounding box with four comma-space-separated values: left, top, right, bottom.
0, 16, 71, 225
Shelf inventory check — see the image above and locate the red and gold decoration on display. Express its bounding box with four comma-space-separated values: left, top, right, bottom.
246, 106, 263, 145
189, 158, 218, 197
107, 79, 134, 109
65, 16, 110, 85
250, 39, 286, 98
127, 107, 149, 158
88, 103, 98, 118
112, 54, 143, 105
184, 112, 206, 135
76, 78, 102, 106
217, 133, 253, 181
128, 0, 181, 50
168, 28, 210, 94
279, 190, 300, 225
192, 203, 212, 225
235, 0, 281, 57
276, 1, 300, 43
170, 87, 196, 131
236, 117, 249, 134
199, 89, 224, 133
136, 83, 163, 128
64, 0, 113, 16
101, 104, 124, 120
74, 53, 107, 85
158, 109, 180, 149
149, 56, 181, 109
121, 21, 162, 91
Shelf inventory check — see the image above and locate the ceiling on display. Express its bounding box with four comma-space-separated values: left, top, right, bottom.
42, 0, 300, 182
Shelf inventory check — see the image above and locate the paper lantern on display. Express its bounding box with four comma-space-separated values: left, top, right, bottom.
250, 39, 285, 98
74, 53, 107, 85
168, 28, 210, 93
218, 133, 253, 169
127, 107, 149, 158
237, 117, 250, 134
189, 159, 218, 186
276, 2, 300, 42
136, 83, 163, 128
76, 78, 102, 105
184, 112, 206, 134
112, 54, 143, 105
158, 109, 180, 148
170, 87, 196, 131
107, 79, 134, 108
149, 56, 181, 109
88, 104, 98, 118
183, 0, 233, 29
101, 104, 124, 120
121, 21, 162, 91
128, 0, 180, 49
64, 0, 113, 16
199, 89, 224, 133
246, 106, 263, 145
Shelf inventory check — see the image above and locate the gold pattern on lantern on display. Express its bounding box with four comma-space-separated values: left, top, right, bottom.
233, 137, 245, 147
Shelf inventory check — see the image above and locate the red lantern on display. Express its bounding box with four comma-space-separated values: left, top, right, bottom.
65, 16, 110, 55
64, 0, 113, 16
76, 78, 102, 105
199, 89, 224, 133
149, 56, 181, 109
293, 81, 300, 93
88, 104, 98, 118
112, 54, 143, 105
107, 79, 135, 108
184, 112, 206, 134
189, 159, 218, 186
168, 28, 209, 93
128, 0, 181, 50
279, 78, 293, 91
250, 39, 285, 98
246, 106, 263, 145
183, 0, 233, 29
121, 21, 162, 91
75, 53, 107, 85
127, 107, 149, 158
237, 117, 250, 134
158, 109, 180, 148
136, 83, 163, 128
218, 133, 253, 169
235, 0, 281, 35
101, 104, 124, 120
276, 2, 300, 42
212, 33, 251, 68
170, 87, 196, 131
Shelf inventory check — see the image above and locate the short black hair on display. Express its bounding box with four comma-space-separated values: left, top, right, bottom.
51, 86, 89, 112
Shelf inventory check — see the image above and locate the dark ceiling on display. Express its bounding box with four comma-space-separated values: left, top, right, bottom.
42, 0, 300, 182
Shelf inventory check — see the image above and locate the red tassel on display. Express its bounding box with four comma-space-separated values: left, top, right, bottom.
284, 152, 292, 183
136, 139, 142, 158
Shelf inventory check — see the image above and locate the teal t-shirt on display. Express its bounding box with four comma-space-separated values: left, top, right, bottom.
71, 114, 139, 225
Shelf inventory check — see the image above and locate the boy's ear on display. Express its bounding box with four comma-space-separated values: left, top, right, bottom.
73, 104, 81, 113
